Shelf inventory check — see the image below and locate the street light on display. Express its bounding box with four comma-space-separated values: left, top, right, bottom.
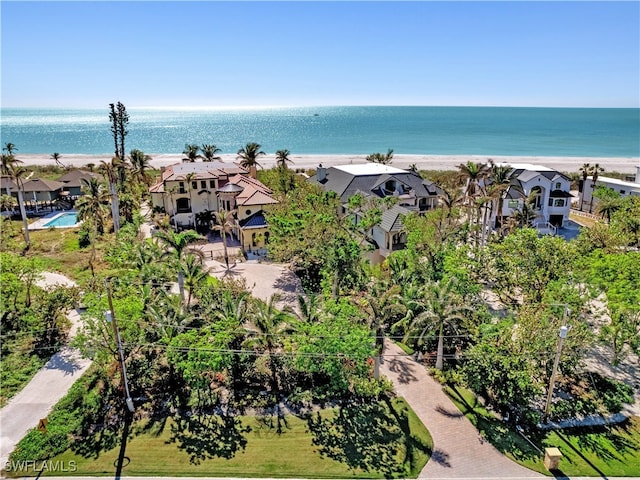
543, 307, 570, 422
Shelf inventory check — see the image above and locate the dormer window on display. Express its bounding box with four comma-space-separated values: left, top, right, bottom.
555, 182, 562, 189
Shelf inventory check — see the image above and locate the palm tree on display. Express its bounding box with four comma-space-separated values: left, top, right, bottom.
154, 229, 204, 303
275, 149, 293, 170
201, 144, 222, 162
406, 277, 469, 370
1, 152, 22, 196
296, 294, 322, 324
0, 194, 16, 213
75, 177, 110, 275
488, 163, 513, 230
457, 161, 490, 246
589, 164, 605, 213
99, 158, 121, 233
213, 209, 237, 270
366, 148, 394, 165
182, 144, 202, 163
129, 149, 153, 186
50, 152, 63, 168
8, 164, 32, 249
236, 142, 265, 177
182, 253, 210, 306
3, 143, 17, 156
578, 163, 591, 211
244, 294, 295, 398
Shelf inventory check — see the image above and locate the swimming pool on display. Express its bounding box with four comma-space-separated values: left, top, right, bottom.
43, 212, 80, 228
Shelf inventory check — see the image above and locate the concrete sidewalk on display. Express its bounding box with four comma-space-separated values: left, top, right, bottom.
380, 340, 544, 479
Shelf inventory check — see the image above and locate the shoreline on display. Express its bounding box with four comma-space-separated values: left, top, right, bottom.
14, 153, 640, 174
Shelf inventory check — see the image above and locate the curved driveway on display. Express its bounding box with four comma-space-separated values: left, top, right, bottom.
380, 340, 544, 479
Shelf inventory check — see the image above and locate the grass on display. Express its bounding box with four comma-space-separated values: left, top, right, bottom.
9, 397, 432, 478
444, 384, 640, 477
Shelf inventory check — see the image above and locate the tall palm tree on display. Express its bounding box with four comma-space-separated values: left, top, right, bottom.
213, 209, 237, 270
578, 163, 591, 211
237, 142, 265, 176
1, 152, 22, 196
275, 149, 293, 170
182, 144, 202, 163
406, 277, 469, 370
244, 294, 295, 397
3, 143, 17, 156
366, 148, 394, 165
99, 158, 121, 233
129, 149, 153, 186
51, 152, 64, 168
589, 164, 605, 213
75, 177, 110, 275
8, 164, 32, 249
201, 144, 222, 162
457, 161, 490, 246
488, 163, 513, 230
154, 229, 204, 303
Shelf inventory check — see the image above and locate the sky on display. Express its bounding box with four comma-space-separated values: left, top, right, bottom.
1, 1, 639, 108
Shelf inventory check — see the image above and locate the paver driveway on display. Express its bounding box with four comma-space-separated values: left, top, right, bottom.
380, 340, 544, 479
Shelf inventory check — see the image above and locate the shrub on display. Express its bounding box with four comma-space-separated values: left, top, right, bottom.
77, 224, 91, 248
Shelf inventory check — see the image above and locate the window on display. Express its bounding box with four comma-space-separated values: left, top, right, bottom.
555, 182, 562, 190
176, 198, 191, 213
209, 180, 216, 188
201, 181, 207, 189
245, 209, 252, 216
191, 181, 197, 189
179, 182, 186, 194
620, 190, 626, 195
554, 199, 564, 207
508, 200, 519, 209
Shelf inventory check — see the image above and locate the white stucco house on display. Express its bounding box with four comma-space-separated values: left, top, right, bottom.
489, 163, 573, 232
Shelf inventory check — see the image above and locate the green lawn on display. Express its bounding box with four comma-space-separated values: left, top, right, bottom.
445, 385, 640, 477
12, 397, 432, 478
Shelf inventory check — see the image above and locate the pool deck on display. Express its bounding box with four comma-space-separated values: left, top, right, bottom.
28, 210, 81, 230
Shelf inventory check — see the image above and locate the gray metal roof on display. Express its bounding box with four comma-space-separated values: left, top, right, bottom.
380, 205, 411, 232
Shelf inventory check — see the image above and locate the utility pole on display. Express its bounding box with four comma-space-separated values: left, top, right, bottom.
105, 280, 135, 413
543, 307, 569, 422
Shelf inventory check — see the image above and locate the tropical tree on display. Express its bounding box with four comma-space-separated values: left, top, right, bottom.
154, 229, 204, 303
405, 277, 470, 370
275, 149, 293, 170
129, 149, 153, 186
182, 254, 209, 306
1, 149, 22, 196
589, 164, 605, 213
51, 152, 64, 168
201, 144, 222, 162
237, 142, 265, 174
3, 143, 17, 156
99, 158, 122, 233
594, 187, 622, 223
213, 209, 237, 270
182, 144, 202, 163
457, 161, 490, 246
578, 163, 591, 211
487, 162, 513, 229
75, 177, 110, 275
108, 102, 129, 160
8, 164, 32, 249
243, 294, 295, 397
366, 148, 394, 165
0, 194, 16, 213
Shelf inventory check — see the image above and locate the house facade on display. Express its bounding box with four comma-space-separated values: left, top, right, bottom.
309, 162, 441, 257
490, 163, 573, 231
579, 166, 640, 212
149, 162, 278, 253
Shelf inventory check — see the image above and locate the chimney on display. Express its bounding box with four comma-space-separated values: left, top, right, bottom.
317, 164, 327, 182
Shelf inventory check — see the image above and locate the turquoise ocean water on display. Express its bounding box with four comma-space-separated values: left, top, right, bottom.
1, 106, 638, 157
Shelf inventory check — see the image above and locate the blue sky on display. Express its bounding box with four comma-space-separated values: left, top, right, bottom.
1, 1, 638, 108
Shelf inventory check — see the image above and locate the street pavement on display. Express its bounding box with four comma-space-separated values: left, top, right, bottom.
0, 274, 91, 468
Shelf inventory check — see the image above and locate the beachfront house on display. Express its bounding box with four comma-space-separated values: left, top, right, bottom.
308, 162, 442, 258
57, 170, 103, 199
149, 162, 278, 254
0, 176, 67, 214
579, 166, 640, 213
490, 163, 573, 233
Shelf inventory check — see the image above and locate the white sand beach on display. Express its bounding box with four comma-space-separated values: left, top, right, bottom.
16, 153, 640, 174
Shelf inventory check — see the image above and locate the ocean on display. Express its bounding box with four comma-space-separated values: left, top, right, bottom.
1, 106, 638, 158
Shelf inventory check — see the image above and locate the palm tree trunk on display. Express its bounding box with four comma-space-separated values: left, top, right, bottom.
17, 188, 30, 248
222, 231, 229, 270
178, 270, 185, 303
435, 322, 444, 370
